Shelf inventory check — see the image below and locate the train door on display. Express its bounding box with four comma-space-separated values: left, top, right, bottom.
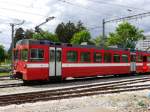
130, 53, 136, 72
56, 48, 62, 76
143, 55, 148, 72
49, 47, 62, 80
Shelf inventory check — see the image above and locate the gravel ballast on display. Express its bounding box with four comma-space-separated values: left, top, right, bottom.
0, 90, 150, 112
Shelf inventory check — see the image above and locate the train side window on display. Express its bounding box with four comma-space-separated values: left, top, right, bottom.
56, 50, 61, 62
122, 54, 128, 63
30, 49, 44, 61
67, 51, 78, 62
50, 50, 55, 62
80, 52, 91, 62
131, 55, 136, 62
137, 55, 142, 62
94, 52, 102, 63
104, 52, 111, 63
147, 56, 150, 62
113, 54, 120, 63
21, 49, 28, 61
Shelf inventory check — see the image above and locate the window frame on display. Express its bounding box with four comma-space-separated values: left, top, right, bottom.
104, 52, 112, 63
56, 50, 61, 62
113, 54, 120, 63
50, 49, 55, 62
93, 52, 102, 63
147, 56, 150, 62
30, 48, 44, 62
80, 51, 91, 63
121, 54, 129, 63
66, 50, 78, 63
137, 54, 143, 62
21, 49, 28, 62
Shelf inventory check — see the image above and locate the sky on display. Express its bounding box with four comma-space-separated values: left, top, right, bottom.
0, 0, 150, 50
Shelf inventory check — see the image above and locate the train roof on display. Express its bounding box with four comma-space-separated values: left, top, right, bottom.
16, 39, 53, 46
16, 39, 150, 53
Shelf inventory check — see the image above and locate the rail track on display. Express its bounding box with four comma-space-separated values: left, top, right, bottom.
0, 75, 10, 78
0, 76, 150, 106
0, 76, 23, 88
0, 77, 11, 81
0, 83, 23, 88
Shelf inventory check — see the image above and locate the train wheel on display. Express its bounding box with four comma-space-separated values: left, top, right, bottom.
23, 80, 32, 85
49, 76, 62, 83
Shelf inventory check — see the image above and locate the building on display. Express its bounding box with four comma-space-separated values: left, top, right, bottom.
136, 35, 150, 51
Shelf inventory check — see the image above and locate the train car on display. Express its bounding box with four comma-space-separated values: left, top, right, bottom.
13, 39, 150, 82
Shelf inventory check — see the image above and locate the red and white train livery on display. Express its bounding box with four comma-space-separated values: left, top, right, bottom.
13, 39, 150, 82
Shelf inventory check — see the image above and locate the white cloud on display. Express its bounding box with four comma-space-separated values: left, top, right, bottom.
0, 0, 150, 50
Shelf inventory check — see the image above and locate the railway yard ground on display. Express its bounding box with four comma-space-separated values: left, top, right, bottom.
0, 75, 150, 112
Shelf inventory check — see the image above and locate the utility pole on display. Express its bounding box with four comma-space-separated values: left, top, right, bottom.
10, 20, 24, 75
102, 19, 105, 46
102, 19, 105, 39
10, 23, 14, 75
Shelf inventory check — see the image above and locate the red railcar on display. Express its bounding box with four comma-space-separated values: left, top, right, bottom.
13, 39, 150, 82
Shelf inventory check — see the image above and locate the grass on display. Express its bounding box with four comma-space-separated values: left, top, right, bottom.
0, 72, 9, 76
138, 100, 146, 107
0, 61, 11, 77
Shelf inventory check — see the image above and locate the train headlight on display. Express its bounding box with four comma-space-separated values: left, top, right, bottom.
24, 64, 27, 69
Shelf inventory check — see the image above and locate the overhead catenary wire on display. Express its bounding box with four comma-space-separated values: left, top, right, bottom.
0, 1, 39, 9
58, 0, 121, 17
0, 14, 21, 23
88, 26, 103, 30
105, 11, 150, 23
0, 7, 45, 17
87, 0, 149, 12
58, 0, 100, 15
58, 0, 149, 29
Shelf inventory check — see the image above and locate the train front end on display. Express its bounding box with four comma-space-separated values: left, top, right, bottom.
13, 39, 50, 82
13, 40, 29, 80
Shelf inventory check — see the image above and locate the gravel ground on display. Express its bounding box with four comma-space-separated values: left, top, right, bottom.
1, 75, 150, 96
0, 75, 150, 112
0, 78, 22, 85
0, 90, 150, 112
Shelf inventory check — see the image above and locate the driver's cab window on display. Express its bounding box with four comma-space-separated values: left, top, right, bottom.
21, 49, 28, 61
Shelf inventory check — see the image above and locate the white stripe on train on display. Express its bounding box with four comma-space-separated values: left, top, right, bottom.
26, 63, 144, 68
62, 63, 130, 67
26, 64, 49, 68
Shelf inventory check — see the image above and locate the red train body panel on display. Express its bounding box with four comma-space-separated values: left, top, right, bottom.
13, 39, 150, 82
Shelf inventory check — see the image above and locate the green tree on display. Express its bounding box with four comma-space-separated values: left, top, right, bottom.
55, 21, 76, 43
55, 21, 86, 43
91, 35, 103, 46
107, 22, 145, 49
14, 27, 25, 44
76, 20, 86, 32
33, 31, 59, 42
9, 27, 25, 54
24, 29, 34, 39
71, 30, 91, 44
0, 45, 5, 65
8, 27, 25, 57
